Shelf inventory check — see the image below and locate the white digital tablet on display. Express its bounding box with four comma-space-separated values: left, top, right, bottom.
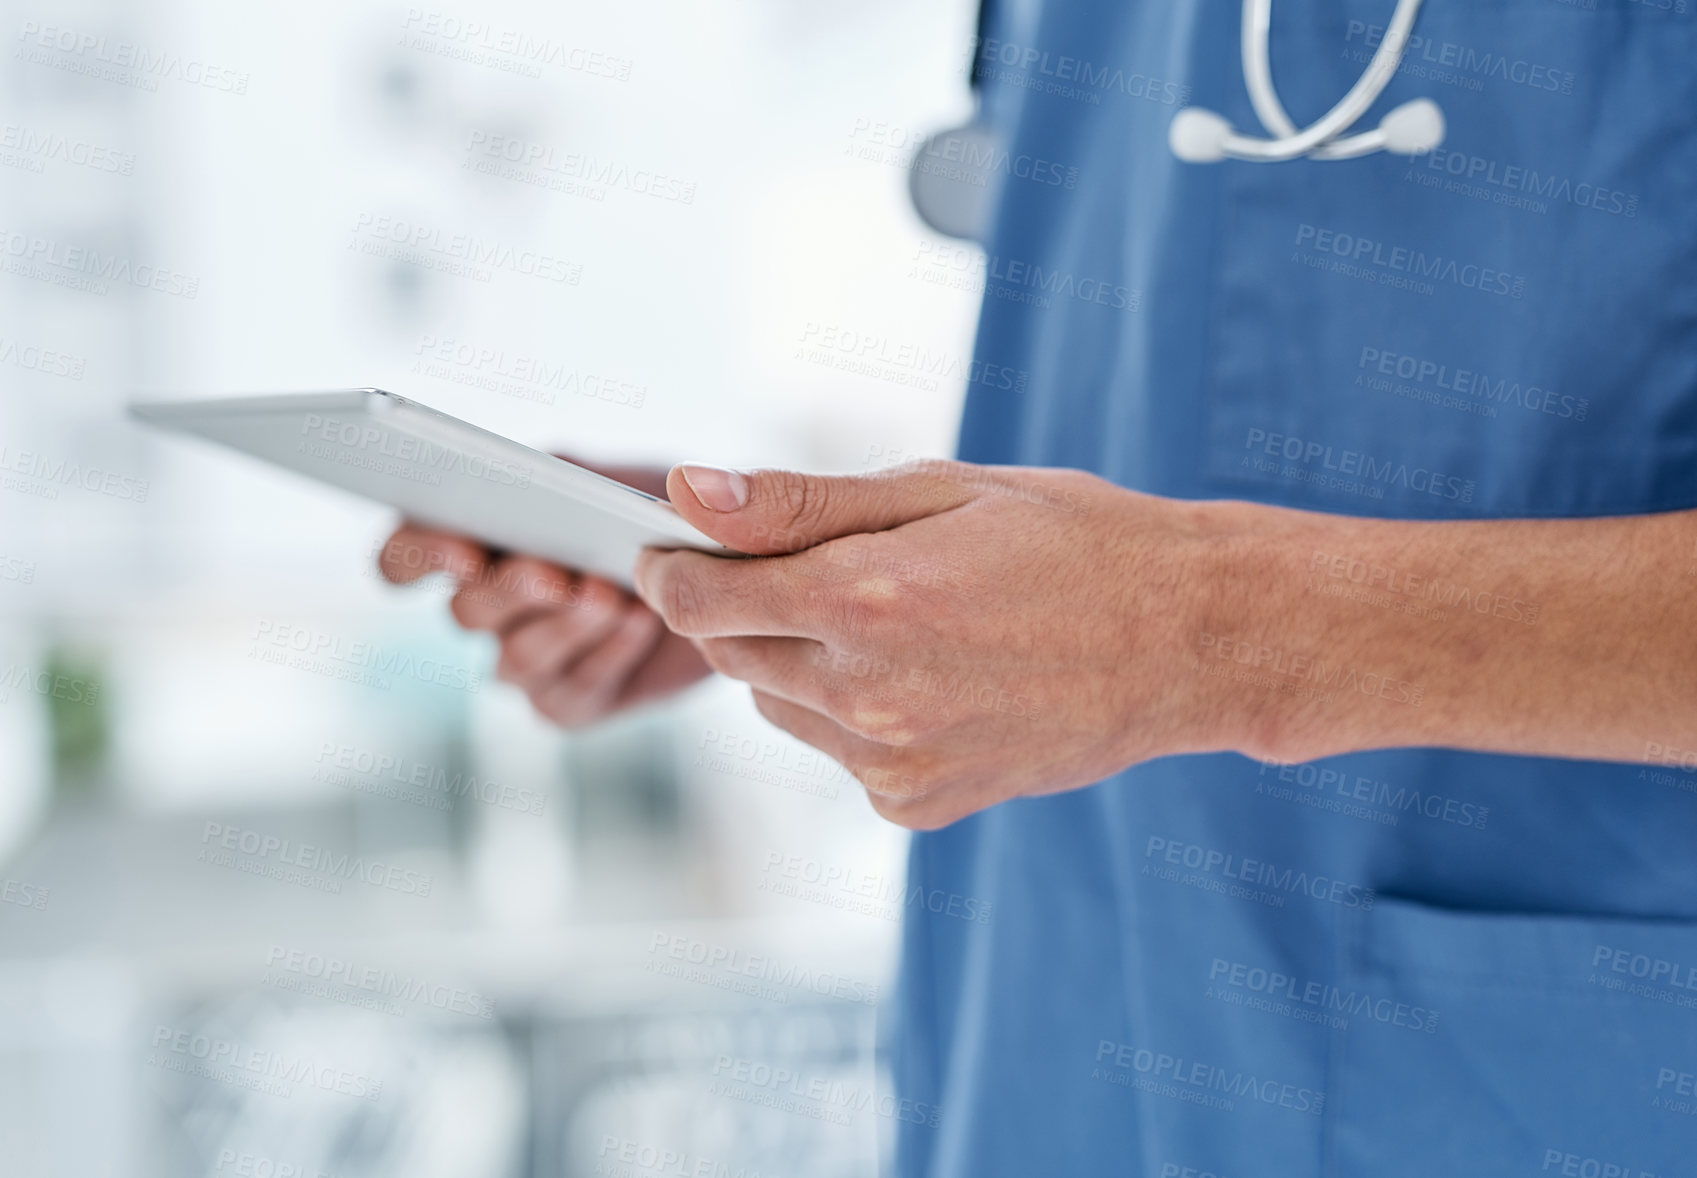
129, 389, 739, 589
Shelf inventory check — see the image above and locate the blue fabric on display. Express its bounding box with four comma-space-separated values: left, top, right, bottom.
895, 2, 1697, 1174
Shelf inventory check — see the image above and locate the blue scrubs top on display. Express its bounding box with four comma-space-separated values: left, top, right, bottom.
895, 2, 1697, 1175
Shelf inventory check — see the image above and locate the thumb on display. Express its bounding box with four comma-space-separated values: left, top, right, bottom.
665, 460, 979, 555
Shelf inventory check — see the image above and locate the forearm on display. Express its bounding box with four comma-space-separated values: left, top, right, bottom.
1188, 500, 1697, 767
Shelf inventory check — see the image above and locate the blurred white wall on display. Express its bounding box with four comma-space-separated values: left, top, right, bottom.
0, 0, 983, 1174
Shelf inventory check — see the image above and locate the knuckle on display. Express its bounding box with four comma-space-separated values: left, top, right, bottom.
843, 702, 916, 746
851, 571, 906, 615
771, 469, 831, 539
658, 570, 706, 633
821, 563, 920, 643
823, 588, 880, 646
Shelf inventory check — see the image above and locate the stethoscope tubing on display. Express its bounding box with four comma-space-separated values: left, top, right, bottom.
1226, 0, 1427, 160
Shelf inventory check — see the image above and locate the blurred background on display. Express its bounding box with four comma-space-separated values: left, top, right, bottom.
0, 0, 982, 1173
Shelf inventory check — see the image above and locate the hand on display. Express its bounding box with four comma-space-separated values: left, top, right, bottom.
377, 462, 712, 728
632, 460, 1234, 828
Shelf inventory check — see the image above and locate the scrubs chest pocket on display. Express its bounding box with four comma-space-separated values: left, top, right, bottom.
1323, 898, 1697, 1177
1200, 0, 1697, 518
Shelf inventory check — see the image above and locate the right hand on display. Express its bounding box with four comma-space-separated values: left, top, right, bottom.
376, 462, 712, 729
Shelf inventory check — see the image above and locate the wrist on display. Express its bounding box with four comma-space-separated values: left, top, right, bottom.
1178, 497, 1331, 764
1183, 499, 1451, 765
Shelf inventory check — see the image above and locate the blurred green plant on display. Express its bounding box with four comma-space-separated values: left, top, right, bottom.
44, 643, 109, 803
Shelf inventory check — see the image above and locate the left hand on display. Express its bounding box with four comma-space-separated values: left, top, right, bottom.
633, 459, 1234, 829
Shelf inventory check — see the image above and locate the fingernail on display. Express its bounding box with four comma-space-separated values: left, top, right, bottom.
679, 463, 748, 512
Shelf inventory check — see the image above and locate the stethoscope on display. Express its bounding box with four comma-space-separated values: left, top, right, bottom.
1170, 0, 1444, 162
910, 0, 1445, 239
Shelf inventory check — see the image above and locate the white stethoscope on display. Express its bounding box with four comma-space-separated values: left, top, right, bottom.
1169, 0, 1445, 162
911, 0, 1446, 238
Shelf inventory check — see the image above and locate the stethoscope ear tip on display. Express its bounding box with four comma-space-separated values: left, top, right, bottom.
1169, 108, 1234, 164
1379, 98, 1445, 155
